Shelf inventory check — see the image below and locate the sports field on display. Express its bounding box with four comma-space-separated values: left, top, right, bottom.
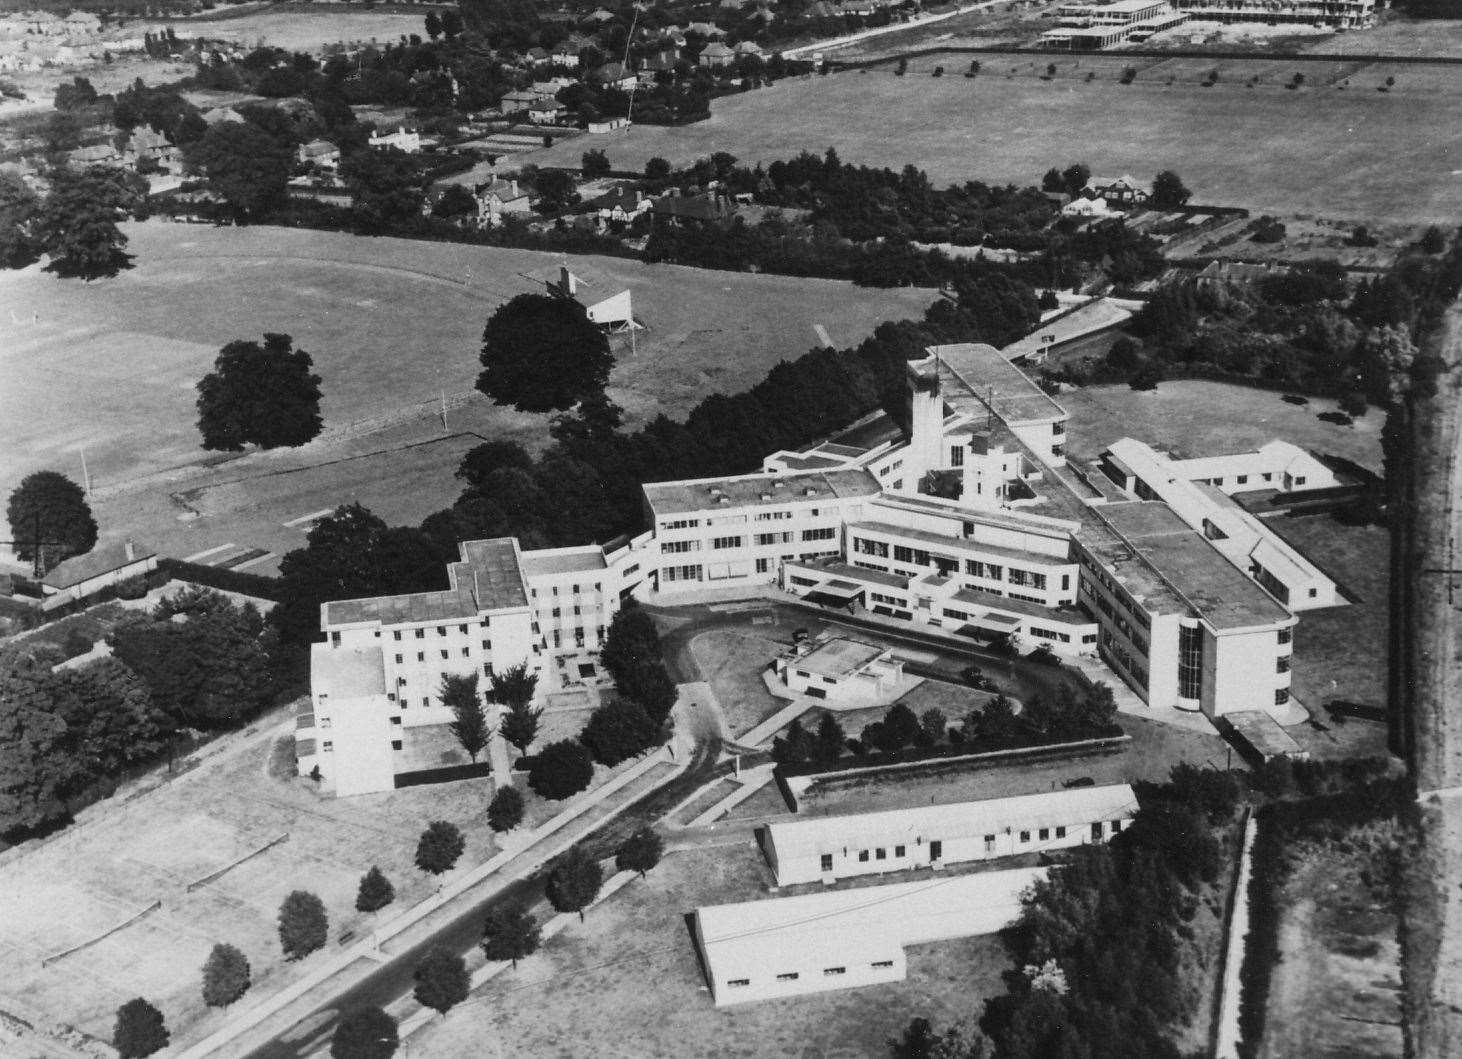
533, 63, 1462, 221
146, 2, 434, 51
0, 222, 934, 572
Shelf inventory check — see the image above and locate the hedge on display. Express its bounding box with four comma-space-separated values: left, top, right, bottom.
157, 558, 284, 601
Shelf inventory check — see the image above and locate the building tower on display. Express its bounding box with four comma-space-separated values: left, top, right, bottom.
906, 354, 945, 487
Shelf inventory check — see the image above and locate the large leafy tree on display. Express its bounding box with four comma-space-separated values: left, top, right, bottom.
476, 293, 614, 413
201, 942, 251, 1007
486, 784, 524, 832
492, 662, 542, 757
481, 907, 540, 967
413, 948, 470, 1014
546, 846, 603, 921
187, 120, 294, 220
278, 890, 328, 960
415, 820, 465, 874
356, 866, 395, 912
579, 698, 656, 767
1151, 170, 1192, 210
196, 333, 324, 451
441, 672, 490, 762
340, 146, 425, 231
0, 648, 73, 833
6, 470, 97, 572
0, 170, 40, 269
331, 1006, 398, 1059
271, 503, 448, 655
113, 998, 168, 1058
53, 657, 167, 787
527, 739, 594, 801
614, 826, 663, 878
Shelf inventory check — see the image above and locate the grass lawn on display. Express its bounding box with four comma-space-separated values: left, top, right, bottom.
1259, 831, 1404, 1059
412, 839, 1010, 1059
1059, 381, 1384, 475
142, 3, 429, 50
0, 725, 518, 1047
531, 64, 1462, 221
688, 628, 789, 738
0, 223, 933, 575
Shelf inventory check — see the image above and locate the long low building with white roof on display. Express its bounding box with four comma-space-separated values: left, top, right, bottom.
763, 785, 1138, 886
693, 866, 1046, 1006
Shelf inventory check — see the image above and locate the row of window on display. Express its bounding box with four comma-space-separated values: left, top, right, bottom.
391, 623, 475, 641
529, 582, 600, 597
724, 961, 894, 989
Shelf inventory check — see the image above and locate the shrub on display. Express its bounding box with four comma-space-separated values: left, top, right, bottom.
113, 998, 169, 1058
278, 890, 328, 960
201, 942, 251, 1008
415, 821, 466, 874
413, 948, 470, 1014
615, 826, 664, 877
487, 785, 525, 832
331, 1006, 398, 1059
527, 739, 595, 800
1129, 362, 1164, 391
356, 866, 395, 912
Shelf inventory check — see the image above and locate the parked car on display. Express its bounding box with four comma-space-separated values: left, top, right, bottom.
1062, 776, 1095, 789
792, 627, 810, 644
961, 665, 994, 690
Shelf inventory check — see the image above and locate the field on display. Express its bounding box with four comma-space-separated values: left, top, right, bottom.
146, 2, 435, 51
0, 222, 935, 574
532, 63, 1462, 221
0, 722, 509, 1048
410, 839, 1010, 1059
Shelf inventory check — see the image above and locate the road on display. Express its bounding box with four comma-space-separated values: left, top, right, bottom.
241, 740, 724, 1059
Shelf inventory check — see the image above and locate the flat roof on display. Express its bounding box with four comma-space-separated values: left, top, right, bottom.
323, 584, 478, 626
768, 786, 1138, 859
643, 469, 880, 517
786, 558, 912, 592
825, 410, 904, 453
773, 453, 844, 471
849, 520, 1067, 569
519, 546, 607, 578
927, 343, 1069, 425
792, 637, 888, 680
950, 586, 1097, 626
310, 642, 387, 699
323, 537, 527, 626
1225, 710, 1305, 759
459, 538, 530, 610
1099, 502, 1290, 629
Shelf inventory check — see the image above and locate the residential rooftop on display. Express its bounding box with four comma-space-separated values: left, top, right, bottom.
323, 537, 528, 626
519, 546, 607, 578
643, 469, 881, 517
311, 642, 387, 699
790, 636, 888, 680
41, 539, 156, 589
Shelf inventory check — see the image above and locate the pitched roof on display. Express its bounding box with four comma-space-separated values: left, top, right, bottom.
42, 540, 156, 590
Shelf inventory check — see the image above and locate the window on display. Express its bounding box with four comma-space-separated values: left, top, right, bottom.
1091, 822, 1103, 840
661, 540, 700, 554
390, 716, 401, 725
823, 967, 846, 977
858, 850, 869, 862
573, 605, 581, 616
391, 739, 402, 750
393, 631, 402, 641
776, 972, 799, 982
417, 652, 425, 662
950, 445, 964, 467
1236, 475, 1248, 485
712, 535, 743, 550
875, 848, 886, 860
437, 626, 446, 636
395, 654, 403, 664
1277, 656, 1290, 673
440, 650, 449, 660
1019, 830, 1031, 843
872, 960, 895, 969
801, 527, 836, 542
1056, 826, 1066, 839
483, 663, 494, 677
1178, 624, 1204, 700
415, 629, 424, 639
461, 647, 470, 657
458, 624, 467, 634
983, 835, 994, 854
551, 607, 561, 618
422, 697, 430, 707
820, 854, 833, 872
1038, 828, 1050, 841
894, 845, 905, 857
756, 558, 770, 574
1111, 819, 1124, 833
1275, 688, 1290, 705
661, 518, 700, 530
482, 640, 491, 651
1030, 573, 1047, 591
727, 979, 750, 988
1278, 627, 1293, 645
322, 741, 333, 751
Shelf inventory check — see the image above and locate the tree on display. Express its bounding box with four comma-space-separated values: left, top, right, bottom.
425, 10, 443, 38
1060, 162, 1091, 198
53, 75, 98, 111
0, 170, 40, 269
481, 907, 540, 967
920, 707, 947, 744
6, 470, 97, 572
645, 156, 671, 180
487, 784, 524, 832
341, 146, 425, 231
356, 866, 395, 912
196, 333, 324, 451
415, 820, 466, 874
1076, 681, 1118, 730
527, 739, 595, 800
201, 943, 251, 1008
579, 698, 657, 766
532, 169, 578, 213
188, 121, 294, 220
0, 648, 72, 833
1037, 289, 1060, 311
1151, 170, 1192, 209
113, 998, 169, 1058
1106, 336, 1141, 371
457, 441, 533, 490
53, 657, 167, 787
476, 294, 615, 413
772, 717, 817, 764
546, 846, 603, 921
1420, 225, 1447, 254
582, 148, 611, 178
413, 948, 470, 1014
331, 1006, 398, 1059
615, 825, 663, 877
815, 712, 846, 763
881, 702, 920, 751
432, 183, 477, 219
32, 165, 142, 279
278, 890, 328, 960
490, 662, 542, 755
440, 672, 490, 762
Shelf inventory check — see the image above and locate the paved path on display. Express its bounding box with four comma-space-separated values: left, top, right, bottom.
781, 0, 1003, 59
1214, 810, 1258, 1059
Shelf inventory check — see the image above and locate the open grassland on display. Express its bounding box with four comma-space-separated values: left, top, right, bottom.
535, 64, 1462, 221
0, 222, 933, 572
145, 2, 433, 50
411, 838, 1010, 1059
0, 724, 507, 1048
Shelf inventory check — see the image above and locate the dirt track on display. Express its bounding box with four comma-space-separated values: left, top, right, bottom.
1396, 300, 1462, 1058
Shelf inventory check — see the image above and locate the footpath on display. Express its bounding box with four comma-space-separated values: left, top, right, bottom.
177, 736, 691, 1059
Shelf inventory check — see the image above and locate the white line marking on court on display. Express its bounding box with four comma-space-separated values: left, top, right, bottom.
813, 323, 833, 347
183, 543, 235, 563
282, 508, 334, 528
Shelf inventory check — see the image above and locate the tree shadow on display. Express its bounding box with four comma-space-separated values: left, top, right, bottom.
45, 248, 134, 281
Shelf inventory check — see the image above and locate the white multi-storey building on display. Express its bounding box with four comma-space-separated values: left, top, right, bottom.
305, 338, 1340, 793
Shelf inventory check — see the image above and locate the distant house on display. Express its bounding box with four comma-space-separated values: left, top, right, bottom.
68, 142, 119, 167
62, 11, 102, 35
528, 99, 568, 124
41, 539, 158, 609
637, 48, 680, 84
201, 106, 244, 125
1195, 259, 1282, 293
530, 76, 574, 95
296, 137, 340, 171
1085, 174, 1152, 206
698, 42, 735, 68
1061, 195, 1116, 219
499, 90, 540, 115
734, 40, 765, 59
586, 185, 652, 227
552, 41, 582, 66
476, 177, 532, 226
687, 20, 727, 37
369, 126, 421, 153
587, 61, 637, 91
524, 45, 551, 66
584, 7, 617, 22
587, 116, 630, 134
